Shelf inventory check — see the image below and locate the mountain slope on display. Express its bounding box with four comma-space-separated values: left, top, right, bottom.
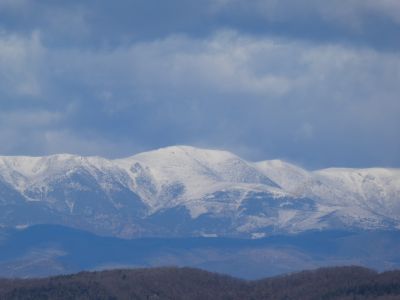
0, 146, 399, 238
255, 160, 400, 230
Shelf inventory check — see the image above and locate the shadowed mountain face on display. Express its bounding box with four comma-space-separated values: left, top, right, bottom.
0, 224, 400, 279
0, 146, 399, 238
1, 266, 400, 300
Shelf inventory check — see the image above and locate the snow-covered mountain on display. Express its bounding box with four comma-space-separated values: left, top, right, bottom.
0, 146, 399, 238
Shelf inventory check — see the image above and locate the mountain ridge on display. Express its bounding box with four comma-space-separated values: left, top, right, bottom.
1, 224, 400, 279
1, 265, 400, 299
0, 145, 399, 238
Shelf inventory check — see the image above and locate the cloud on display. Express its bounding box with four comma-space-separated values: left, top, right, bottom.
220, 0, 400, 23
0, 29, 398, 167
295, 123, 314, 141
0, 1, 399, 167
0, 31, 44, 99
0, 110, 61, 128
0, 0, 399, 50
157, 0, 400, 50
0, 0, 28, 10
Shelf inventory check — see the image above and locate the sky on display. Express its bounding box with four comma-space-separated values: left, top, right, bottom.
0, 0, 399, 169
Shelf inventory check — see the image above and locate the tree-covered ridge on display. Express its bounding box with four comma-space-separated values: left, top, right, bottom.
1, 266, 400, 300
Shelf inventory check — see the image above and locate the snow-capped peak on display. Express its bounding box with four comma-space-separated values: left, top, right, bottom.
0, 145, 399, 238
128, 145, 276, 185
254, 159, 311, 192
113, 145, 279, 208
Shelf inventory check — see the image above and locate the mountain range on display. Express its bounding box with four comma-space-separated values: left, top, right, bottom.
0, 145, 399, 238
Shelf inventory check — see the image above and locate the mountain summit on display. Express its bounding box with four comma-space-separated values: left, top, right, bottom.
0, 146, 399, 238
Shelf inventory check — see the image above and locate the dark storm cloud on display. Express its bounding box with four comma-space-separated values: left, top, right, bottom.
0, 1, 399, 168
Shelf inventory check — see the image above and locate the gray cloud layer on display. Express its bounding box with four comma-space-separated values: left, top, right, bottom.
0, 1, 399, 168
1, 0, 399, 50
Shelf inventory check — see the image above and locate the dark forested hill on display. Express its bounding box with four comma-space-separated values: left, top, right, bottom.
0, 266, 400, 300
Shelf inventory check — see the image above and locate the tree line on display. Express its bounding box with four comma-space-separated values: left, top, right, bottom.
0, 266, 399, 299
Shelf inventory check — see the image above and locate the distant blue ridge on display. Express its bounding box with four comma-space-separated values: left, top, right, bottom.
1, 224, 399, 279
